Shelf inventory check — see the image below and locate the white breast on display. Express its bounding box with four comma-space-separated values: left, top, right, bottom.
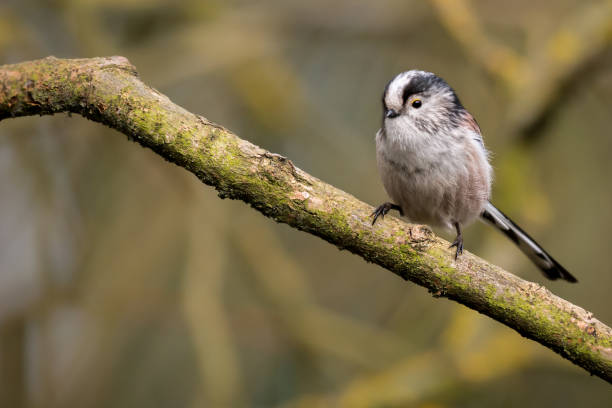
375, 122, 491, 230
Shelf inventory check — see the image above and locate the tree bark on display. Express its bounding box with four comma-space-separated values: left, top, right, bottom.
1, 56, 611, 383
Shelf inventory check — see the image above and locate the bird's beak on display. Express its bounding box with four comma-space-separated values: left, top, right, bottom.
385, 109, 399, 118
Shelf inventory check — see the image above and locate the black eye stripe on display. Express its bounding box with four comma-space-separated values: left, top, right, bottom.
402, 87, 416, 105
402, 77, 432, 104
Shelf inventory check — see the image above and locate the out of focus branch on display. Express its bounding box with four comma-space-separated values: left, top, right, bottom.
431, 0, 612, 140
1, 57, 611, 383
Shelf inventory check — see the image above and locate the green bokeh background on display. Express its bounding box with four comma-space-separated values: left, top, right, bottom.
1, 0, 612, 406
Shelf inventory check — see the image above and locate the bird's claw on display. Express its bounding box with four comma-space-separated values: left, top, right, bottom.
371, 203, 391, 225
449, 236, 464, 260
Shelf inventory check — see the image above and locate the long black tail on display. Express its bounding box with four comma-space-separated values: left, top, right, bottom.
480, 202, 577, 283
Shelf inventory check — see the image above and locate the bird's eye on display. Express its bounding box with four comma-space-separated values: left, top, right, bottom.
411, 99, 422, 108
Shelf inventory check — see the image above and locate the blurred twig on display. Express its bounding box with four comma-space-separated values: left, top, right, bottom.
234, 212, 412, 369
430, 0, 525, 88
1, 56, 611, 383
431, 0, 612, 140
182, 187, 245, 407
281, 315, 537, 408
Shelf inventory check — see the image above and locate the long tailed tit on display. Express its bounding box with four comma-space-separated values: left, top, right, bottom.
372, 70, 576, 283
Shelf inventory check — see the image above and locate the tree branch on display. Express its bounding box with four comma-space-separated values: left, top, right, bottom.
1, 56, 611, 383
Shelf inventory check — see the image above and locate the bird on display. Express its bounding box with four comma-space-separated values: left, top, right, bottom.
371, 70, 577, 283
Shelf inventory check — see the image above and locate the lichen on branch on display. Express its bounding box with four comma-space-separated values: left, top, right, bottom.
1, 56, 611, 383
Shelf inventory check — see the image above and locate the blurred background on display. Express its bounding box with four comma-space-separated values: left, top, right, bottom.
1, 0, 612, 406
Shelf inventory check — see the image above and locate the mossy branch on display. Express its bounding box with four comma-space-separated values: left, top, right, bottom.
1, 56, 611, 383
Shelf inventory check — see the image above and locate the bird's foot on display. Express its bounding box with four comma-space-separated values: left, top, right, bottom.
449, 222, 463, 260
449, 237, 463, 260
371, 202, 403, 225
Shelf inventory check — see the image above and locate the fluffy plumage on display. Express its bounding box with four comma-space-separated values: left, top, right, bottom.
373, 70, 576, 282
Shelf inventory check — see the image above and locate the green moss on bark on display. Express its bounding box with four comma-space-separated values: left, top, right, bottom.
1, 56, 611, 383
